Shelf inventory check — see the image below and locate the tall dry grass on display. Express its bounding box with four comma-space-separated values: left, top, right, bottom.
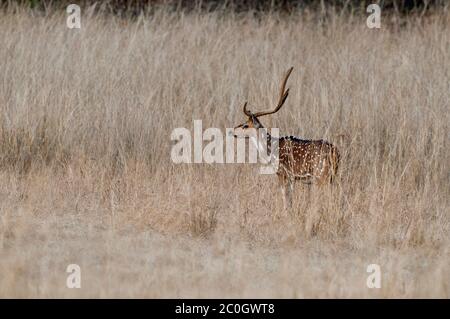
0, 6, 449, 297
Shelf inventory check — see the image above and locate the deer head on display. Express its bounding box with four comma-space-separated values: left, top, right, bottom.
233, 67, 293, 138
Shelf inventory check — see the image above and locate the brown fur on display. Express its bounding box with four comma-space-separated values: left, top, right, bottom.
277, 137, 340, 186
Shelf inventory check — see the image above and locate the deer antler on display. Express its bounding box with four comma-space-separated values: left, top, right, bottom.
253, 67, 293, 118
243, 101, 251, 116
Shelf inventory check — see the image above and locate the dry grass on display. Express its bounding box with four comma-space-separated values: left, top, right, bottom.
0, 6, 449, 298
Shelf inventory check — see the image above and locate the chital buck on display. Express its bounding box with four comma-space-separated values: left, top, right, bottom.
233, 67, 340, 209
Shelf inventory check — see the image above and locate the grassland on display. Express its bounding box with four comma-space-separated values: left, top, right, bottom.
0, 6, 449, 297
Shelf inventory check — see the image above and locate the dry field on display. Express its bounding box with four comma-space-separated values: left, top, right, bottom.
0, 6, 449, 298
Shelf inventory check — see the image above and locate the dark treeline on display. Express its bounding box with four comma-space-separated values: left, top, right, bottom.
1, 0, 449, 15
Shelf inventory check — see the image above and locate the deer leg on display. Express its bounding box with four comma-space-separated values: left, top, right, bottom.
277, 175, 288, 216
278, 175, 293, 213
281, 186, 289, 211
286, 179, 293, 209
304, 182, 312, 208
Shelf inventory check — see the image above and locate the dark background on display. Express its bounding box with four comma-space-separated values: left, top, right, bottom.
2, 0, 449, 15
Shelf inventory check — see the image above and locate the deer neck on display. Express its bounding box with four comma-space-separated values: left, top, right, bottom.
249, 124, 273, 154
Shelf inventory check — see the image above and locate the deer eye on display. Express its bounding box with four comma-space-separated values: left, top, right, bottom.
242, 124, 249, 129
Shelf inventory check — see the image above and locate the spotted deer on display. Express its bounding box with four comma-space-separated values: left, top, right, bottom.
233, 67, 340, 209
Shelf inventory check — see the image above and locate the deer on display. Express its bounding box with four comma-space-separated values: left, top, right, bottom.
233, 67, 340, 210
